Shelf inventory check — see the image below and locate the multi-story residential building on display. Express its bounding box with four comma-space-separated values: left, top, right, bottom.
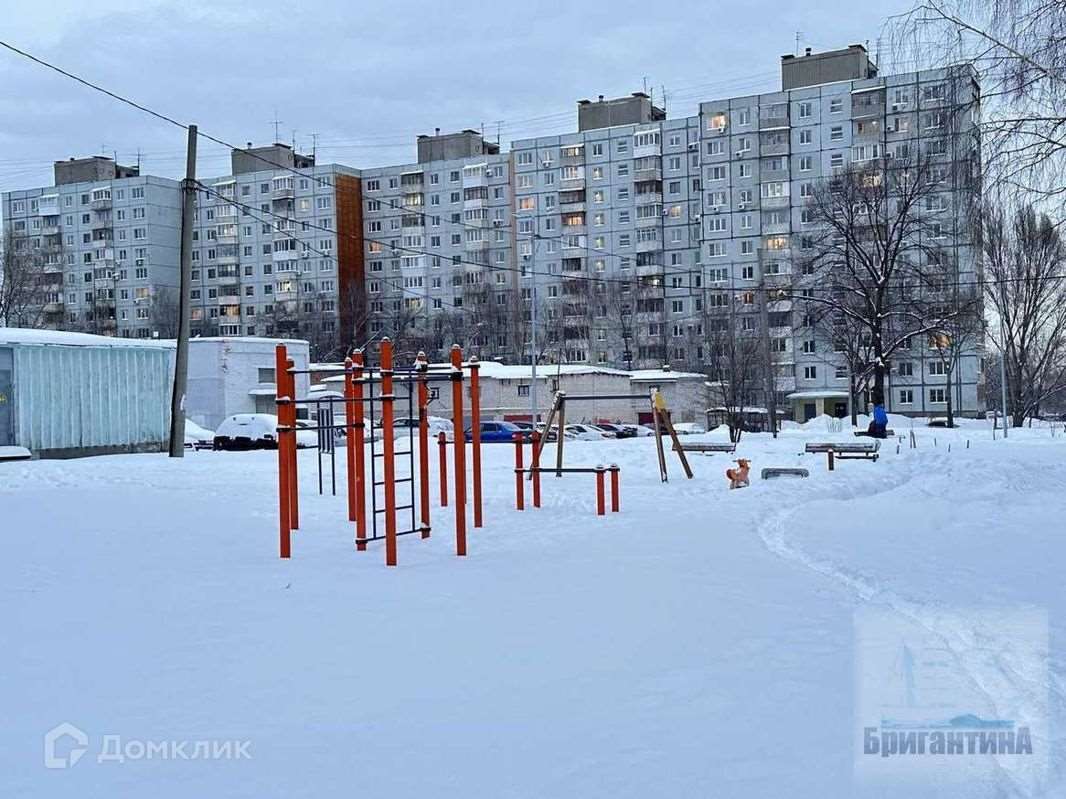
511, 95, 703, 370
696, 45, 981, 418
2, 157, 181, 336
2, 44, 983, 416
188, 143, 363, 360
357, 130, 517, 360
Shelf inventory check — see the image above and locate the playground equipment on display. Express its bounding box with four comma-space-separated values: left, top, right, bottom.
534, 388, 693, 482
274, 339, 483, 566
761, 467, 810, 480
512, 431, 621, 515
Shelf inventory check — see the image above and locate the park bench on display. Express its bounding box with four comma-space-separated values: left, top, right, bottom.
853, 429, 894, 438
761, 467, 809, 480
805, 440, 880, 469
671, 441, 737, 455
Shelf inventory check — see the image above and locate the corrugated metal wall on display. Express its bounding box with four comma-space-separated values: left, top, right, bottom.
13, 344, 172, 455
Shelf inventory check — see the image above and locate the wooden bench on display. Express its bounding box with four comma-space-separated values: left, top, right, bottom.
672, 441, 736, 455
805, 440, 880, 469
761, 467, 809, 480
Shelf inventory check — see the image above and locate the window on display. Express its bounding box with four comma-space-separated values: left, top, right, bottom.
799, 129, 812, 145
929, 360, 946, 376
830, 126, 843, 141
898, 389, 914, 404
799, 155, 813, 171
518, 385, 530, 397
829, 98, 843, 113
929, 388, 946, 404
898, 361, 914, 377
798, 101, 812, 118
803, 366, 817, 380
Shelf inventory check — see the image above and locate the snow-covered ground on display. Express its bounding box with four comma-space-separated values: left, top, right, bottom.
3, 418, 1064, 797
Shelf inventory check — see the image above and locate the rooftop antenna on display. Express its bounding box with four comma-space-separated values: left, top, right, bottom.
291, 128, 297, 150
495, 120, 502, 144
271, 110, 283, 143
642, 75, 649, 94
661, 84, 667, 114
795, 31, 803, 56
136, 148, 142, 171
310, 132, 319, 159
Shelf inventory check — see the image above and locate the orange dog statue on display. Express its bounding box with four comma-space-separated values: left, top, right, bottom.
726, 458, 752, 490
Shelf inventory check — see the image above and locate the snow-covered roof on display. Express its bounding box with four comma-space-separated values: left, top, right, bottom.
787, 390, 850, 400
320, 361, 631, 384
0, 328, 173, 349
629, 368, 705, 382
185, 336, 309, 347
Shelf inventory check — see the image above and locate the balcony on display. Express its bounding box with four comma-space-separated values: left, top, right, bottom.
90, 214, 113, 230
42, 300, 64, 314
634, 164, 662, 181
274, 288, 298, 302
635, 238, 661, 254
217, 252, 239, 266
274, 260, 300, 274
37, 195, 59, 216
90, 196, 112, 211
93, 249, 116, 265
465, 238, 490, 252
272, 182, 295, 200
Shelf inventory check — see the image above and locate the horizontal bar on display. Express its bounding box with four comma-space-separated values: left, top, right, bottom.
558, 394, 652, 402
373, 478, 413, 486
518, 467, 615, 475
372, 503, 415, 514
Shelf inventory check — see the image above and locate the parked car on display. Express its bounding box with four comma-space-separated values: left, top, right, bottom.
213, 413, 317, 451
534, 423, 560, 442
510, 421, 536, 432
393, 415, 454, 442
464, 420, 531, 443
623, 424, 655, 438
564, 424, 608, 441
184, 420, 215, 450
672, 422, 707, 435
593, 423, 636, 439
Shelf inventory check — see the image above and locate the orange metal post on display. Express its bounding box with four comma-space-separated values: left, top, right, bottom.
609, 465, 620, 513
381, 339, 398, 566
450, 345, 467, 556
513, 432, 525, 510
530, 430, 542, 508
437, 431, 448, 507
416, 352, 431, 538
353, 350, 367, 550
344, 357, 356, 523
276, 345, 291, 558
469, 359, 483, 529
285, 357, 299, 530
595, 467, 606, 516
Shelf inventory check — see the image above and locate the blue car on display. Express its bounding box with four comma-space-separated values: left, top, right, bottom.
464, 421, 531, 443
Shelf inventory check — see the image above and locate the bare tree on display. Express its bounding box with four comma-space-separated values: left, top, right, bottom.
149, 286, 180, 339
0, 230, 49, 328
801, 154, 970, 408
705, 305, 766, 443
928, 280, 983, 426
978, 202, 1066, 425
810, 299, 876, 425
890, 0, 1066, 209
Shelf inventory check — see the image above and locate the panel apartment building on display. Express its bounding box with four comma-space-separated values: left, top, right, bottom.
357, 130, 519, 361
2, 44, 982, 416
509, 45, 982, 416
2, 157, 181, 336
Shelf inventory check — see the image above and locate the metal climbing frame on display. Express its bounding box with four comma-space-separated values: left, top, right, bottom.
275, 339, 483, 566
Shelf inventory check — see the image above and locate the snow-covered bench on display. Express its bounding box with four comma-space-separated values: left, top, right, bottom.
671, 441, 736, 455
761, 467, 809, 480
805, 440, 880, 469
853, 429, 894, 438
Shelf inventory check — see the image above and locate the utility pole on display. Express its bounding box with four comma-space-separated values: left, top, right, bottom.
168, 124, 198, 458
529, 235, 539, 423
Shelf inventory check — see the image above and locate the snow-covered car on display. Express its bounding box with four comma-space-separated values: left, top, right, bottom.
534, 423, 560, 442
564, 424, 608, 441
592, 423, 634, 439
213, 413, 317, 451
624, 424, 655, 438
183, 420, 215, 450
672, 422, 706, 435
393, 416, 454, 442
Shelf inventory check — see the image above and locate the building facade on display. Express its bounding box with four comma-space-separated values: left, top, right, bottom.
2, 45, 984, 416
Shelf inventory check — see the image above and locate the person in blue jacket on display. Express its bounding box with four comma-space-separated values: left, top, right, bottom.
867, 404, 889, 438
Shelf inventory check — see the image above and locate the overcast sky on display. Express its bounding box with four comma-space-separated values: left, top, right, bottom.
1, 0, 915, 187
